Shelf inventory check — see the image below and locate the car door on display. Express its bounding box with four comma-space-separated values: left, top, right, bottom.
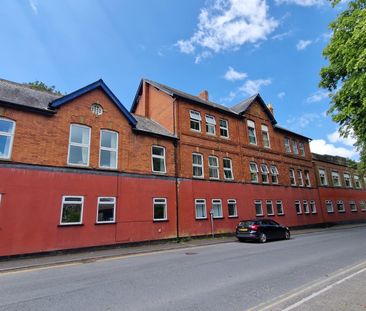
260, 220, 274, 239
268, 220, 283, 239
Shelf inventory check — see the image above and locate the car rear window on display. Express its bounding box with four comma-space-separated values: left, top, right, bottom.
239, 220, 257, 227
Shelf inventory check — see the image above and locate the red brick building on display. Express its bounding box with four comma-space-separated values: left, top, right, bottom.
0, 78, 365, 256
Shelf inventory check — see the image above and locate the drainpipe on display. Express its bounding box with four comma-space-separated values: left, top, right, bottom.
172, 97, 180, 241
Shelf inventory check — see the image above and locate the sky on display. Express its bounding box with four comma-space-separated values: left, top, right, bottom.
0, 0, 358, 159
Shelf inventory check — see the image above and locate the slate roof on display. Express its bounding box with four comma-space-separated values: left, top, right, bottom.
231, 94, 258, 114
0, 78, 61, 112
133, 114, 177, 139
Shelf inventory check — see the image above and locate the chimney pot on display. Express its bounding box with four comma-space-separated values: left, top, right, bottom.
267, 103, 274, 115
199, 90, 209, 101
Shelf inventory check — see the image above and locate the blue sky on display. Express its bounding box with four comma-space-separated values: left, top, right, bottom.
0, 0, 358, 159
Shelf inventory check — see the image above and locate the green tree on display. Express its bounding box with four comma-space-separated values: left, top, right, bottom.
25, 81, 63, 95
319, 0, 366, 169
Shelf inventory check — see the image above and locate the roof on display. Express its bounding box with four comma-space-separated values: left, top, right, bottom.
133, 115, 177, 139
274, 125, 311, 141
50, 79, 137, 127
131, 79, 239, 116
0, 78, 61, 113
312, 153, 350, 167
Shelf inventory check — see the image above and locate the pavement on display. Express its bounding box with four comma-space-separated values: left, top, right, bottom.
1, 223, 365, 273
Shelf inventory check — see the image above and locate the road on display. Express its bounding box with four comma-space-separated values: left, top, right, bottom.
1, 226, 366, 311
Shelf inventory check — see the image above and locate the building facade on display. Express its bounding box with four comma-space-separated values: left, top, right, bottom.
0, 78, 365, 256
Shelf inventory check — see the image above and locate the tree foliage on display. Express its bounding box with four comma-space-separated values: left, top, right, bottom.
319, 0, 366, 169
25, 81, 63, 95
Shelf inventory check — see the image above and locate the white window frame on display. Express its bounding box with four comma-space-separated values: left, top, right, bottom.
205, 115, 216, 135
223, 158, 234, 180
319, 168, 328, 186
298, 142, 305, 157
195, 199, 207, 219
336, 200, 345, 213
310, 200, 317, 214
96, 197, 116, 224
99, 129, 118, 169
360, 201, 366, 211
292, 141, 299, 155
261, 164, 269, 184
67, 124, 91, 167
266, 200, 274, 216
261, 124, 270, 148
354, 175, 361, 189
332, 171, 341, 187
0, 118, 16, 160
190, 110, 201, 132
250, 162, 259, 183
289, 169, 296, 186
349, 201, 357, 212
284, 137, 291, 153
295, 200, 302, 214
303, 200, 310, 214
228, 199, 237, 217
208, 156, 219, 180
153, 198, 168, 221
326, 200, 334, 213
276, 200, 284, 215
219, 119, 229, 138
192, 153, 204, 178
151, 145, 167, 174
255, 200, 263, 216
270, 165, 279, 184
212, 199, 223, 218
304, 170, 311, 187
60, 196, 84, 225
344, 173, 352, 188
297, 170, 304, 187
247, 120, 257, 145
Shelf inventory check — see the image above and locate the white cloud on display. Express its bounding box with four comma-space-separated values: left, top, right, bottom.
306, 90, 329, 103
275, 0, 326, 6
194, 51, 212, 64
239, 78, 272, 95
310, 139, 358, 158
272, 31, 292, 41
176, 0, 278, 61
29, 0, 38, 13
224, 67, 247, 81
296, 40, 312, 50
286, 113, 322, 129
327, 130, 356, 147
277, 92, 286, 99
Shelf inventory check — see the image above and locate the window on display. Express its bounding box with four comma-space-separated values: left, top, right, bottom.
67, 124, 90, 166
349, 201, 357, 212
260, 164, 269, 183
289, 169, 296, 186
298, 142, 305, 157
205, 115, 216, 135
276, 200, 284, 215
336, 200, 345, 212
266, 200, 274, 215
190, 110, 201, 131
223, 158, 234, 180
332, 171, 341, 187
0, 118, 15, 160
310, 200, 316, 214
303, 200, 309, 214
208, 156, 219, 180
261, 125, 270, 148
250, 162, 259, 183
153, 198, 167, 221
195, 199, 207, 219
297, 170, 304, 186
60, 196, 83, 225
360, 201, 366, 211
292, 141, 299, 155
284, 138, 291, 153
304, 170, 311, 187
192, 153, 204, 178
344, 173, 352, 188
100, 130, 118, 169
152, 145, 166, 173
228, 199, 237, 217
247, 120, 257, 145
354, 175, 361, 189
318, 168, 328, 186
326, 200, 334, 213
270, 165, 279, 184
255, 200, 263, 216
219, 119, 229, 138
295, 201, 302, 214
212, 199, 223, 218
97, 197, 116, 223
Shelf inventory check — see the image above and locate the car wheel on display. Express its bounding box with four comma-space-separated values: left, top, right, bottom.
259, 233, 267, 243
238, 238, 245, 242
285, 231, 290, 240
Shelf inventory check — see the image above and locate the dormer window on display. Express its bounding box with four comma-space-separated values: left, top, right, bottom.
190, 110, 201, 132
247, 120, 257, 145
205, 115, 216, 135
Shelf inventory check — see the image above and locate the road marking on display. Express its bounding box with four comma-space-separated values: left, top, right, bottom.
0, 262, 81, 276
250, 260, 366, 311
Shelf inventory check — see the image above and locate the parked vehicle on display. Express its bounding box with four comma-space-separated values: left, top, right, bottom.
236, 219, 290, 243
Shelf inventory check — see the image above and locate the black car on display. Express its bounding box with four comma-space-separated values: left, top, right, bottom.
236, 219, 290, 243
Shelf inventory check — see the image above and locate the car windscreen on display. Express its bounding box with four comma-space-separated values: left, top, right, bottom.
239, 221, 257, 227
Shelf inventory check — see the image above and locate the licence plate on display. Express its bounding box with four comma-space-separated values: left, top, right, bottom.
239, 228, 248, 232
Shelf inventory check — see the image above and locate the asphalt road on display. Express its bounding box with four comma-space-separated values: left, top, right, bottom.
1, 226, 366, 311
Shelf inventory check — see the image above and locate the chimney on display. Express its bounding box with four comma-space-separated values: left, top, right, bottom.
198, 90, 209, 101
267, 103, 274, 115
